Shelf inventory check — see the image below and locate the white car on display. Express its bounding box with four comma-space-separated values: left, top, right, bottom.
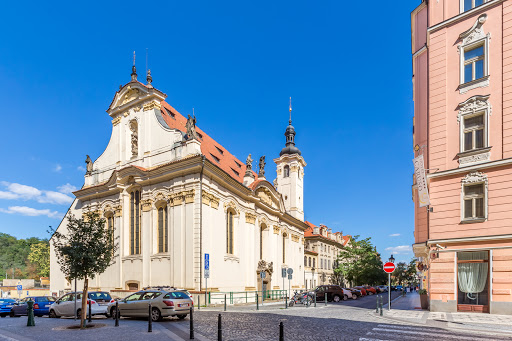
49, 291, 112, 318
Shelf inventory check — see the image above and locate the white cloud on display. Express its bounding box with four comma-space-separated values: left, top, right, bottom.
389, 233, 401, 237
0, 206, 62, 219
385, 245, 412, 254
77, 166, 86, 172
57, 183, 77, 194
54, 164, 62, 172
0, 182, 74, 205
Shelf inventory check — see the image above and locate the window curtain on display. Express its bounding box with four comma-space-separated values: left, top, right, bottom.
458, 251, 488, 295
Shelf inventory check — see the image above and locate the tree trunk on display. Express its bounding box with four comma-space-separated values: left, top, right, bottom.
80, 277, 88, 329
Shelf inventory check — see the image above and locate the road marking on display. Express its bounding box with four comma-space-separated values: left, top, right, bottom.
156, 325, 186, 340
371, 327, 487, 340
359, 338, 391, 341
377, 324, 450, 332
0, 334, 20, 341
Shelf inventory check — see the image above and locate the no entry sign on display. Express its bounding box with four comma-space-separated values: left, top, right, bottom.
383, 262, 396, 273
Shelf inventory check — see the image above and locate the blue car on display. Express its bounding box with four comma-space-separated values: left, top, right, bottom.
9, 296, 56, 317
0, 298, 16, 317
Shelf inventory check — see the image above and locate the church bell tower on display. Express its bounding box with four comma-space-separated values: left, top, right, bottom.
274, 99, 306, 221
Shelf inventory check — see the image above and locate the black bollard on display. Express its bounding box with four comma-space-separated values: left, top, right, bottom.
256, 293, 259, 310
148, 302, 152, 333
88, 299, 92, 323
314, 292, 317, 307
279, 321, 284, 341
224, 294, 227, 311
217, 314, 222, 341
115, 300, 119, 327
189, 306, 194, 339
26, 299, 35, 327
198, 296, 200, 310
379, 297, 383, 316
325, 294, 327, 306
285, 293, 287, 309
376, 295, 379, 313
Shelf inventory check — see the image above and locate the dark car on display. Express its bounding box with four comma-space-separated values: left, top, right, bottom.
313, 285, 354, 302
0, 299, 16, 317
10, 296, 56, 317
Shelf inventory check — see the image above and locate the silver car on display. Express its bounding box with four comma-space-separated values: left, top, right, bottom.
49, 291, 111, 318
109, 289, 193, 321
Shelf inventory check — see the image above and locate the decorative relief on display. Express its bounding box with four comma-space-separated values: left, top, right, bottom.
168, 190, 195, 206
457, 95, 491, 123
123, 111, 129, 117
143, 101, 161, 111
462, 171, 488, 185
129, 120, 138, 158
114, 205, 122, 217
459, 152, 491, 166
141, 199, 153, 212
224, 201, 240, 215
112, 117, 121, 126
459, 14, 488, 46
290, 165, 299, 172
245, 212, 256, 224
202, 191, 219, 209
184, 189, 195, 204
121, 88, 140, 105
291, 235, 300, 243
133, 105, 142, 112
256, 188, 275, 207
273, 225, 280, 234
257, 260, 273, 275
276, 168, 282, 175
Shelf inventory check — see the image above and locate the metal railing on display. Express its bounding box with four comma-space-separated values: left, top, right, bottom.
206, 290, 287, 305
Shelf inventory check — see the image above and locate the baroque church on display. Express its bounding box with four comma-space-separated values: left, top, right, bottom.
50, 65, 308, 295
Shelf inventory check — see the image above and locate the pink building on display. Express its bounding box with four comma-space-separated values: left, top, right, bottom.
412, 0, 512, 314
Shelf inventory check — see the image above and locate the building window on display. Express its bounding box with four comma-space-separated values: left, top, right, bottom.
308, 257, 311, 267
157, 206, 168, 253
463, 0, 484, 12
313, 258, 315, 268
463, 183, 485, 220
304, 256, 307, 266
457, 251, 489, 309
284, 165, 290, 178
463, 44, 484, 83
462, 114, 485, 151
130, 190, 141, 255
282, 233, 287, 263
320, 259, 323, 269
226, 210, 234, 254
260, 224, 266, 260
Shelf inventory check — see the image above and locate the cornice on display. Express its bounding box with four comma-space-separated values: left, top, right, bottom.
427, 156, 512, 179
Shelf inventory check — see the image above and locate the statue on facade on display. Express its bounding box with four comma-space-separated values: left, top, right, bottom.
246, 154, 253, 170
258, 155, 266, 177
129, 120, 138, 157
85, 155, 93, 175
185, 114, 198, 140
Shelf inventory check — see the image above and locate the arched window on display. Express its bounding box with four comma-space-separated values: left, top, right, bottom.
130, 190, 141, 255
226, 210, 234, 254
282, 233, 287, 263
105, 213, 115, 252
284, 165, 290, 178
157, 206, 168, 253
304, 256, 307, 266
313, 258, 316, 268
260, 224, 266, 260
309, 257, 311, 267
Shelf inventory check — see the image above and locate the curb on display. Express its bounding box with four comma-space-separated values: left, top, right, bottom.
368, 310, 512, 337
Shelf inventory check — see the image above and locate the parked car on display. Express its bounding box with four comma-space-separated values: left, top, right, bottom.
395, 285, 403, 291
10, 296, 56, 317
364, 286, 377, 295
49, 291, 111, 318
0, 299, 16, 318
313, 285, 354, 302
108, 288, 193, 321
377, 285, 388, 292
354, 286, 367, 296
345, 288, 361, 299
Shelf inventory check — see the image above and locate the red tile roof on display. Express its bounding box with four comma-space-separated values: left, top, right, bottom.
304, 221, 350, 246
159, 101, 257, 184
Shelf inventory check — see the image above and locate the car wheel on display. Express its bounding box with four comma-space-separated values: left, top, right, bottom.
368, 292, 373, 295
333, 295, 341, 303
0, 314, 5, 318
288, 300, 294, 307
110, 307, 119, 319
151, 308, 161, 322
9, 311, 15, 318
343, 295, 348, 301
49, 310, 58, 318
177, 314, 186, 320
352, 294, 357, 300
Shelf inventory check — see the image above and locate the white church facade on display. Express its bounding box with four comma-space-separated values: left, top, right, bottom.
50, 66, 309, 295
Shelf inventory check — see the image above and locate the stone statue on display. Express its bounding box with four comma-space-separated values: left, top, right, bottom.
246, 154, 253, 170
258, 156, 266, 177
129, 120, 138, 157
85, 155, 93, 175
185, 114, 198, 140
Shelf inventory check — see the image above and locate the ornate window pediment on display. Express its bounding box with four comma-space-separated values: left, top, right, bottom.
459, 14, 488, 46
461, 171, 488, 185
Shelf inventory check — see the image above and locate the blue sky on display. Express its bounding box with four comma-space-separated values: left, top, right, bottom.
0, 0, 418, 264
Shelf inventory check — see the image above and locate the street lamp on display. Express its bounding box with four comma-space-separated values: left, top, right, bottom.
389, 254, 395, 263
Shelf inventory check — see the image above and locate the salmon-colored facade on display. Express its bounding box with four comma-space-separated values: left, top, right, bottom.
412, 0, 512, 314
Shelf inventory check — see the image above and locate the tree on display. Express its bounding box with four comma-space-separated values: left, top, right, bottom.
0, 233, 46, 281
51, 212, 117, 328
333, 235, 387, 287
27, 242, 50, 278
392, 259, 417, 286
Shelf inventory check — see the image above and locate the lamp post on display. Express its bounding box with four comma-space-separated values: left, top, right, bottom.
388, 254, 394, 310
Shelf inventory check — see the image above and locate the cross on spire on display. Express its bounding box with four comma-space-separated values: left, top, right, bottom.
289, 97, 292, 124
131, 51, 137, 81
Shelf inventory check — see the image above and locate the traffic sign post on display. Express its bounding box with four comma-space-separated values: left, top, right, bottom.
287, 269, 293, 299
204, 253, 209, 306
383, 262, 396, 311
17, 282, 22, 299
260, 271, 266, 303
281, 268, 286, 298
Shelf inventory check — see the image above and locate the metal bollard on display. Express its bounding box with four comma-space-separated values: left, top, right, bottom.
88, 299, 92, 323
285, 293, 287, 309
314, 293, 317, 307
198, 296, 200, 310
279, 321, 284, 341
26, 299, 35, 327
217, 314, 222, 341
115, 300, 119, 327
379, 298, 383, 316
376, 295, 379, 313
189, 306, 194, 339
256, 293, 259, 310
148, 302, 152, 332
224, 294, 227, 311
325, 294, 327, 306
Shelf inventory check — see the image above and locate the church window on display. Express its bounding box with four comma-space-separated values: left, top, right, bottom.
226, 210, 234, 254
313, 258, 316, 268
260, 224, 266, 260
308, 257, 311, 267
304, 256, 307, 266
284, 165, 290, 178
130, 190, 141, 255
106, 213, 114, 247
157, 205, 168, 253
282, 233, 287, 263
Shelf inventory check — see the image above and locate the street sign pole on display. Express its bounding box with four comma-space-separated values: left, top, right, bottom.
204, 253, 210, 307
388, 273, 391, 311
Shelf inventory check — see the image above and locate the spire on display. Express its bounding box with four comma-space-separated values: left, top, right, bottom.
131, 51, 137, 82
280, 97, 301, 156
146, 69, 153, 87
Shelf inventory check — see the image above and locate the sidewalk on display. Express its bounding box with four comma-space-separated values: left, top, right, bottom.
374, 291, 512, 335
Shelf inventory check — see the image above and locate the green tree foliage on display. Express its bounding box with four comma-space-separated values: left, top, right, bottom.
333, 235, 387, 286
51, 212, 118, 328
392, 258, 418, 286
0, 233, 47, 280
27, 242, 50, 278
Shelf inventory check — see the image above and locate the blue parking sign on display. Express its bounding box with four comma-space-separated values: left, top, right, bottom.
205, 253, 209, 270
16, 285, 22, 290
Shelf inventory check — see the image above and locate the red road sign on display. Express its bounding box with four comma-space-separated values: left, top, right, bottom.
383, 262, 396, 273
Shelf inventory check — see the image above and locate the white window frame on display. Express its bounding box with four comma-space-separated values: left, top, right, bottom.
457, 95, 491, 167
461, 112, 486, 152
460, 171, 488, 223
458, 14, 490, 94
460, 0, 487, 14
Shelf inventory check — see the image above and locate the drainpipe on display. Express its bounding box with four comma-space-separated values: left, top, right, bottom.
199, 156, 206, 291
